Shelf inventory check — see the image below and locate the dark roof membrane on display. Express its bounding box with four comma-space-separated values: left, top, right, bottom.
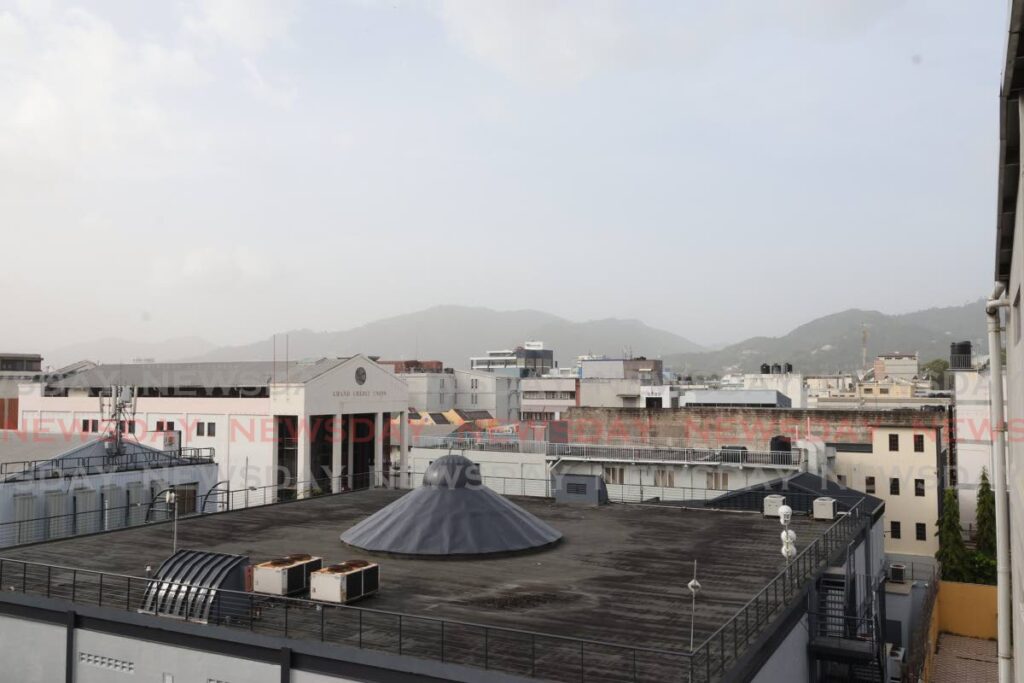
341, 454, 561, 557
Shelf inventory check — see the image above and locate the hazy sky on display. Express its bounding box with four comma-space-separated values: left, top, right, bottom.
0, 0, 1008, 350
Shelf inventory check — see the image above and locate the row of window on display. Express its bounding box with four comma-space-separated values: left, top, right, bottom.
601, 466, 727, 491
888, 433, 926, 452
890, 521, 929, 542
80, 419, 216, 437
855, 475, 927, 497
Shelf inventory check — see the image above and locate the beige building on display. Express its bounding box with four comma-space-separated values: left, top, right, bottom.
833, 425, 944, 559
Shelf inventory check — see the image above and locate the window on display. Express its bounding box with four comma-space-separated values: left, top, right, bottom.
914, 434, 925, 452
865, 476, 876, 494
207, 422, 216, 437
603, 467, 624, 485
166, 421, 174, 431
81, 419, 89, 433
706, 471, 729, 490
891, 521, 901, 539
654, 469, 675, 487
890, 478, 900, 495
879, 388, 890, 395
915, 479, 925, 497
196, 422, 205, 437
863, 388, 873, 394
888, 434, 899, 451
156, 421, 165, 431
915, 523, 927, 541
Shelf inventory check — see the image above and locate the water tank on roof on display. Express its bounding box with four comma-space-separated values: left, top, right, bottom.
771, 363, 782, 375
950, 341, 972, 370
760, 363, 771, 374
783, 362, 793, 374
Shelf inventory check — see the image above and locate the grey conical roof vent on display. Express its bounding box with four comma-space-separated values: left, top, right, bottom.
340, 454, 562, 557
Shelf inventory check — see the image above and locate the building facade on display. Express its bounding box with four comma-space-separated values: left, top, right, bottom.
831, 425, 944, 560
15, 357, 410, 494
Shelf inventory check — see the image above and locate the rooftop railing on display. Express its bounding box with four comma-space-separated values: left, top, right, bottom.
411, 433, 802, 467
0, 476, 870, 682
0, 445, 216, 481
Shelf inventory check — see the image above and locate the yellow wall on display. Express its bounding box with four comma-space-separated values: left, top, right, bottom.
833, 426, 941, 557
939, 580, 998, 639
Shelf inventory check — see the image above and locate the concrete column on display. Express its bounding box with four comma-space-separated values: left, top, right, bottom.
297, 418, 311, 499
331, 414, 343, 493
374, 412, 384, 487
346, 415, 354, 490
400, 410, 410, 489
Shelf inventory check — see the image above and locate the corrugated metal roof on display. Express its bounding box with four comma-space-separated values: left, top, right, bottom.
50, 358, 353, 389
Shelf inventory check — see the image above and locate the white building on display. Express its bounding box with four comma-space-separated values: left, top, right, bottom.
453, 369, 520, 424
16, 356, 410, 494
952, 365, 1004, 525
742, 372, 807, 408
401, 372, 457, 414
520, 377, 578, 421
873, 352, 920, 382
0, 434, 218, 547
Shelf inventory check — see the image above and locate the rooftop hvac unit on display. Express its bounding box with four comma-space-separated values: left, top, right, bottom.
310, 561, 380, 604
253, 554, 323, 596
763, 495, 787, 518
887, 644, 906, 682
813, 497, 838, 521
889, 563, 906, 584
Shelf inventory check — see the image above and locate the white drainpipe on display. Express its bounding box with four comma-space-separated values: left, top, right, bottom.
986, 282, 1014, 683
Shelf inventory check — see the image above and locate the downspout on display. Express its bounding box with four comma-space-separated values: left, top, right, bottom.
986, 281, 1014, 683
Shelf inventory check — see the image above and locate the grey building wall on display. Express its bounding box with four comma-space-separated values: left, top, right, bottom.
0, 614, 65, 682
750, 614, 810, 682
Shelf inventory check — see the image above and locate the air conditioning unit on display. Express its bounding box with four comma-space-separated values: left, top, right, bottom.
253, 554, 323, 596
813, 497, 838, 521
889, 563, 906, 584
310, 561, 380, 604
887, 644, 906, 682
763, 494, 787, 518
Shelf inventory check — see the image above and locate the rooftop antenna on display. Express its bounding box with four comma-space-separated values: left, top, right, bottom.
861, 324, 869, 371
101, 384, 137, 457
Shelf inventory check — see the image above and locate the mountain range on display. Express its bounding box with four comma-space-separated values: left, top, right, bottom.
41, 301, 987, 374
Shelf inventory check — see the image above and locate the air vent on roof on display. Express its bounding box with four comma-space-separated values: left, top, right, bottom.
310, 561, 380, 604
139, 549, 250, 624
253, 554, 323, 596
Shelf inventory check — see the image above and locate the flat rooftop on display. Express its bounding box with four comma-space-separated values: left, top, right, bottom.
4, 489, 829, 652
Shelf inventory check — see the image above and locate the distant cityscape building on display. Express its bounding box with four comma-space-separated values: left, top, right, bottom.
470, 341, 554, 377
873, 352, 919, 382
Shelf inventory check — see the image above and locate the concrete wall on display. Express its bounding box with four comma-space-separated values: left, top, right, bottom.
743, 373, 808, 408
563, 406, 948, 450
0, 614, 65, 682
76, 629, 280, 683
751, 615, 809, 683
938, 581, 998, 640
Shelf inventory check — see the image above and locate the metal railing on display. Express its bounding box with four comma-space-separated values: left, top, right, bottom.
0, 446, 215, 480
0, 556, 692, 682
412, 434, 802, 467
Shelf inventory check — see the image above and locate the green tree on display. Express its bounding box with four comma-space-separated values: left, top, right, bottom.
921, 358, 950, 388
976, 468, 997, 558
936, 488, 970, 581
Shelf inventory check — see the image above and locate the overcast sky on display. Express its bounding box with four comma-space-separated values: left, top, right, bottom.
0, 0, 1008, 351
